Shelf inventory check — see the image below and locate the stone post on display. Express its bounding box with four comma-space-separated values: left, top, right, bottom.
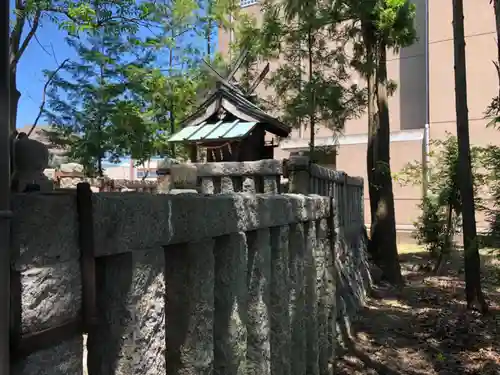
87, 250, 166, 374
214, 233, 248, 375
170, 164, 198, 194
270, 226, 291, 375
246, 229, 271, 375
165, 240, 215, 375
156, 157, 180, 194
287, 156, 310, 195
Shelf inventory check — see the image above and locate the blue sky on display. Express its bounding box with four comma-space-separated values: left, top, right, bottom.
16, 21, 76, 128
13, 3, 217, 129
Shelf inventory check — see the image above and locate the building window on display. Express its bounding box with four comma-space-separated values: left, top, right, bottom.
136, 170, 157, 179
240, 0, 257, 7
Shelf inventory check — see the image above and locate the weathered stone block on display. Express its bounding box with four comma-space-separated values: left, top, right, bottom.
246, 230, 271, 375
18, 261, 82, 334
304, 221, 319, 375
315, 219, 330, 375
263, 176, 278, 194
195, 160, 282, 177
171, 164, 198, 189
289, 223, 306, 375
242, 177, 256, 194
214, 233, 248, 375
200, 178, 215, 194
92, 194, 331, 256
12, 336, 83, 375
87, 249, 166, 375
11, 194, 79, 266
270, 226, 291, 375
221, 176, 234, 193
165, 240, 215, 375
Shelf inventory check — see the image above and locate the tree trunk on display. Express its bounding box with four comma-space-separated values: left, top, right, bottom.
452, 0, 488, 313
308, 27, 316, 160
493, 0, 500, 94
373, 40, 403, 286
362, 22, 380, 261
169, 29, 176, 158
435, 202, 454, 275
10, 68, 20, 132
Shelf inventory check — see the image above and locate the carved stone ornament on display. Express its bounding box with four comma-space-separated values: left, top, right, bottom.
11, 136, 54, 193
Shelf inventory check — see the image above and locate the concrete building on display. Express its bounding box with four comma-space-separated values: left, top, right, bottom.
218, 0, 500, 230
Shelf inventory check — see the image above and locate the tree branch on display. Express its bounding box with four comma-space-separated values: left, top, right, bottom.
27, 59, 70, 137
10, 0, 27, 65
11, 10, 42, 66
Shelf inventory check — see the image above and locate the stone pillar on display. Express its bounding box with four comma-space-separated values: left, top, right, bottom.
242, 177, 256, 194
87, 249, 166, 374
316, 219, 331, 375
246, 230, 271, 375
170, 164, 198, 191
270, 226, 291, 375
214, 233, 248, 375
200, 177, 215, 194
304, 221, 319, 375
164, 240, 215, 375
288, 223, 306, 375
287, 156, 310, 195
263, 176, 278, 194
221, 176, 234, 193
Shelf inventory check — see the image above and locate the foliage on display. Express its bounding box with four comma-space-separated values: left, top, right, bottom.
40, 0, 233, 171
395, 134, 485, 254
254, 0, 366, 133
480, 145, 500, 245
9, 0, 161, 132
413, 196, 454, 257
43, 24, 151, 175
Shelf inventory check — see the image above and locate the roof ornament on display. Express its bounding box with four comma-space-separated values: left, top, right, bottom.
201, 45, 271, 99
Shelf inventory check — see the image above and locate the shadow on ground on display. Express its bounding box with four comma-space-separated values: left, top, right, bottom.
336, 249, 500, 375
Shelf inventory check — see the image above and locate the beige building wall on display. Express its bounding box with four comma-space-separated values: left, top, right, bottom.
428, 0, 499, 228
219, 0, 499, 229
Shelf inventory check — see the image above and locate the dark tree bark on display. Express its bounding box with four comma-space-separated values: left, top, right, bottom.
452, 0, 488, 313
362, 22, 380, 261
492, 0, 500, 94
9, 70, 20, 133
372, 40, 403, 286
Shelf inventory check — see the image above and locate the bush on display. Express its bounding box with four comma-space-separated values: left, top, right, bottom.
413, 196, 447, 257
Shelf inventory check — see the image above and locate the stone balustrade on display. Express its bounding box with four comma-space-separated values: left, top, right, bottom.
8, 190, 371, 375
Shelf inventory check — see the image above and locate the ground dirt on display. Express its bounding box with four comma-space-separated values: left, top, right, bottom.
336, 245, 500, 375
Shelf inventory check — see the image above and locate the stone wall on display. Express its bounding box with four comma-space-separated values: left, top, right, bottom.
10, 191, 350, 375
287, 157, 370, 337
193, 160, 283, 194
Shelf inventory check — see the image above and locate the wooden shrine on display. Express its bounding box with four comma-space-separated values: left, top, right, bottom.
168, 54, 291, 162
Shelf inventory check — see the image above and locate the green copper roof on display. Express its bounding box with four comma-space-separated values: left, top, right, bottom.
168, 120, 258, 143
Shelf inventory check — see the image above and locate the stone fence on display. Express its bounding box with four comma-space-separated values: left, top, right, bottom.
193, 160, 282, 194
8, 185, 371, 375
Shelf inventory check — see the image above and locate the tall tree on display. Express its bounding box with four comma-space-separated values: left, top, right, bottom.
486, 0, 500, 125
452, 0, 488, 312
44, 3, 156, 175
341, 0, 416, 284
9, 0, 155, 132
154, 0, 198, 156
257, 0, 365, 158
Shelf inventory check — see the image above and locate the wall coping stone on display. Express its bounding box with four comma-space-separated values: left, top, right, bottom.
288, 156, 363, 187
194, 159, 283, 177
11, 192, 331, 260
